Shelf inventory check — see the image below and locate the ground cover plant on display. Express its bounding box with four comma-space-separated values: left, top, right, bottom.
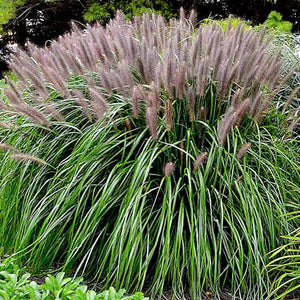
0, 258, 147, 300
0, 10, 299, 299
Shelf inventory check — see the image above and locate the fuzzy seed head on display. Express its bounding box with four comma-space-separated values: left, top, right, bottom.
236, 142, 251, 160
164, 162, 176, 177
10, 153, 47, 165
193, 152, 208, 172
164, 99, 174, 131
0, 143, 19, 152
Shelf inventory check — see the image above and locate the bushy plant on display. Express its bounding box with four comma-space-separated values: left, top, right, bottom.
0, 10, 299, 299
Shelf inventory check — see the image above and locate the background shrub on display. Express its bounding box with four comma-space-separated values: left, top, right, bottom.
83, 0, 176, 23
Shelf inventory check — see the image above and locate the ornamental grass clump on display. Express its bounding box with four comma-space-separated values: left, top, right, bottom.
0, 10, 299, 300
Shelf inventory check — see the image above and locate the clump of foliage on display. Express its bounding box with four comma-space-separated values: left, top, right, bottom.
0, 259, 147, 300
0, 10, 299, 299
263, 11, 293, 33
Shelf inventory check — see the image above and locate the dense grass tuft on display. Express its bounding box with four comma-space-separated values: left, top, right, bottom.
0, 11, 299, 299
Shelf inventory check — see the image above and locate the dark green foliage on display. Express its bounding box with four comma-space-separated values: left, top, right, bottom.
3, 0, 85, 47
84, 0, 176, 23
0, 41, 10, 76
0, 0, 86, 77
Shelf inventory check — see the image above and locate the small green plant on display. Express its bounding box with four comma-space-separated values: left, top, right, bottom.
264, 11, 293, 33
